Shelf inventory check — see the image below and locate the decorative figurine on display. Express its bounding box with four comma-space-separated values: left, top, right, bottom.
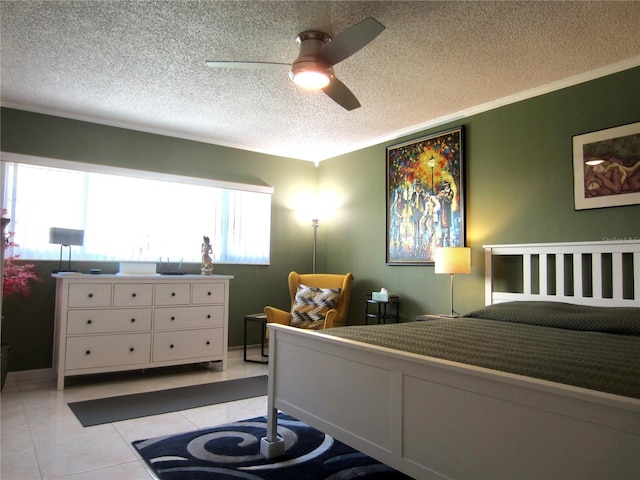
201, 235, 214, 275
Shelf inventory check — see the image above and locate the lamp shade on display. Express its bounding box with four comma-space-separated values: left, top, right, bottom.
434, 247, 471, 274
49, 227, 84, 246
290, 69, 331, 89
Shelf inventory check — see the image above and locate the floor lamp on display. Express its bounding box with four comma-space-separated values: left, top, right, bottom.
434, 247, 471, 317
311, 218, 319, 274
49, 227, 85, 273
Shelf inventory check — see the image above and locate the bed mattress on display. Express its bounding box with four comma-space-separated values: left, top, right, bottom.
323, 302, 640, 399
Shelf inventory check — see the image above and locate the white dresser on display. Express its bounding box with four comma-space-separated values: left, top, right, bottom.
52, 274, 233, 390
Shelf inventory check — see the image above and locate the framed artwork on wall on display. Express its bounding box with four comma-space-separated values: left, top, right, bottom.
386, 126, 465, 265
573, 121, 640, 210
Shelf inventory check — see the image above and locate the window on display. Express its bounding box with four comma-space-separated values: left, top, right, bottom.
2, 155, 272, 265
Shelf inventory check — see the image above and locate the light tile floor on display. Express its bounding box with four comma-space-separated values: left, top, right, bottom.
0, 352, 268, 479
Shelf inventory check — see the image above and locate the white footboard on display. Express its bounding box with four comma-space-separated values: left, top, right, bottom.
263, 324, 640, 480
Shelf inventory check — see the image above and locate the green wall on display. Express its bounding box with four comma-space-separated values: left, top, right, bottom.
2, 66, 639, 372
320, 67, 640, 324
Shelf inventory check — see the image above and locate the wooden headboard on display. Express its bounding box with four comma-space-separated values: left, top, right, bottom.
484, 241, 640, 307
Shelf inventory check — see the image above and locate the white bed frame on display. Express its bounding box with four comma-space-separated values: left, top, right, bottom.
260, 241, 640, 479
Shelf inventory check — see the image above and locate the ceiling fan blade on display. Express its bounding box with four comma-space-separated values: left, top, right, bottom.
316, 17, 385, 66
205, 61, 290, 71
322, 77, 360, 111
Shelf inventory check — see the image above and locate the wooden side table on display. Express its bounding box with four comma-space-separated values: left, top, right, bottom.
243, 313, 268, 364
365, 294, 400, 324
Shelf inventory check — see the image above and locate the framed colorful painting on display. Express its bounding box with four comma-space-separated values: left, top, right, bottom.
573, 121, 640, 210
386, 126, 465, 265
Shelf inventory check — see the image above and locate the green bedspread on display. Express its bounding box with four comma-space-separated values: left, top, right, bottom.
323, 302, 640, 399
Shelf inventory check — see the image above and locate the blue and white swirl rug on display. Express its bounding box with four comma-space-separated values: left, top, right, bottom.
133, 413, 413, 479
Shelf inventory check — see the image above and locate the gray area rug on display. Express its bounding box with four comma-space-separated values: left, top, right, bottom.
68, 375, 268, 427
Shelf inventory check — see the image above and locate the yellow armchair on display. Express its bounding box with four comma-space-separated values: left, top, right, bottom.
264, 271, 354, 329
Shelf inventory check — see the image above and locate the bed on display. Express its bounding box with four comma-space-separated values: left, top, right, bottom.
260, 241, 640, 479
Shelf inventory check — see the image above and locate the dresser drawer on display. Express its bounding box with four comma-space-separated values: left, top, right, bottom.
153, 328, 223, 362
192, 283, 225, 304
68, 284, 112, 308
65, 333, 151, 369
154, 305, 224, 330
67, 309, 152, 334
155, 283, 191, 305
113, 283, 153, 307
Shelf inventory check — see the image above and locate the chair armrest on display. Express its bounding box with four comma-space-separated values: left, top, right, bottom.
323, 309, 346, 329
264, 306, 291, 326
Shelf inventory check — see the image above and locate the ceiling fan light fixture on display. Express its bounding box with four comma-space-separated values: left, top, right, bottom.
291, 69, 331, 90
289, 30, 333, 90
206, 18, 384, 109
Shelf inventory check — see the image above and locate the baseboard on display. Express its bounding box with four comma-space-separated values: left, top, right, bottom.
5, 347, 264, 383
6, 367, 53, 383
230, 345, 268, 359
227, 345, 245, 359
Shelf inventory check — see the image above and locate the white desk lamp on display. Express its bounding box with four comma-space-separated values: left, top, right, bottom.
434, 247, 471, 317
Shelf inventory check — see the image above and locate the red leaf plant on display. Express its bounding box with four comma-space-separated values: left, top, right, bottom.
2, 210, 41, 298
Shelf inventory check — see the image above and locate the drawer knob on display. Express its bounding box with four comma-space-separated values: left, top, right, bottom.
85, 350, 91, 355
87, 319, 92, 324
131, 318, 136, 323
207, 314, 211, 319
88, 293, 93, 298
171, 316, 176, 321
171, 292, 176, 297
130, 347, 135, 352
170, 344, 174, 349
207, 291, 212, 296
206, 340, 210, 345
131, 293, 137, 298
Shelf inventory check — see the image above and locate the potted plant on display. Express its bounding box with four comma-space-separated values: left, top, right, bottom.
1, 211, 41, 389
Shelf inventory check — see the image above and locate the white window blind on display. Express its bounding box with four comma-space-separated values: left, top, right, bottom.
2, 157, 272, 265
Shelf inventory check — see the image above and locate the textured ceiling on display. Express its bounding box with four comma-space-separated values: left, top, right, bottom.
2, 1, 640, 162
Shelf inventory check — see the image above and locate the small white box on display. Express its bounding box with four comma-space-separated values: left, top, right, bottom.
371, 291, 389, 301
118, 262, 156, 275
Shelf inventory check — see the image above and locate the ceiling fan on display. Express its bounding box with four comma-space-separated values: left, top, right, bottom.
206, 17, 385, 111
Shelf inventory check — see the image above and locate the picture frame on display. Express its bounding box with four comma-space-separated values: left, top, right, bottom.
572, 121, 640, 210
386, 126, 464, 265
